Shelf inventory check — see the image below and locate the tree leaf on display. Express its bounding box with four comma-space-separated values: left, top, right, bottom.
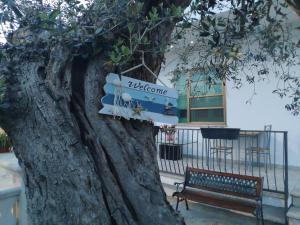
95, 28, 104, 35
49, 9, 60, 21
121, 45, 130, 55
1, 0, 23, 18
201, 21, 210, 31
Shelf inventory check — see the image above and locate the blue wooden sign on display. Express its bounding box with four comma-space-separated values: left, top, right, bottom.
99, 73, 178, 124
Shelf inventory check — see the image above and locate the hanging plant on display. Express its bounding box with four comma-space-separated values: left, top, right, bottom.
160, 125, 176, 142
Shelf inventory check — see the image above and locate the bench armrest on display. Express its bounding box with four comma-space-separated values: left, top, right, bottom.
174, 182, 185, 191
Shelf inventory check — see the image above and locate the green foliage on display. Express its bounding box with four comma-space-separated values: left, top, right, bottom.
0, 79, 5, 102
1, 0, 23, 18
0, 0, 299, 115
148, 7, 159, 25
170, 5, 182, 17
37, 9, 61, 30
167, 0, 300, 115
48, 9, 60, 22
110, 40, 131, 65
0, 132, 11, 148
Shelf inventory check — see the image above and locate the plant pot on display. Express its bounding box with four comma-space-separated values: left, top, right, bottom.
159, 144, 182, 160
200, 128, 240, 140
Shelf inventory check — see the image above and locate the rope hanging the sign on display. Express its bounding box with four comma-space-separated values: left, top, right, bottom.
120, 51, 168, 87
112, 77, 133, 120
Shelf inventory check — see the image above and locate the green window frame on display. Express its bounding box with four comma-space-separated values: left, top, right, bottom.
175, 69, 226, 125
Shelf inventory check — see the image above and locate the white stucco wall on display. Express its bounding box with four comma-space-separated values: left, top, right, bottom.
159, 71, 300, 167
226, 77, 300, 167
158, 10, 300, 167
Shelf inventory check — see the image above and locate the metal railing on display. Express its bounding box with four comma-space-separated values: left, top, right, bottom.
156, 128, 289, 224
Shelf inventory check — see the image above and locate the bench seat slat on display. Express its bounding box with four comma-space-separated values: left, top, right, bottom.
178, 187, 260, 206
172, 167, 264, 223
178, 190, 257, 213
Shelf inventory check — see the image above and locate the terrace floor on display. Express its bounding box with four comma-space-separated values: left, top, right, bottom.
167, 196, 282, 225
162, 171, 287, 224
0, 152, 298, 225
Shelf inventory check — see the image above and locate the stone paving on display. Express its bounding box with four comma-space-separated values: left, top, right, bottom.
0, 153, 290, 225
167, 197, 281, 225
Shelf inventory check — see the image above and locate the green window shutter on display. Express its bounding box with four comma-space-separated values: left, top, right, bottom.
190, 109, 224, 122
175, 70, 225, 124
190, 96, 223, 108
175, 74, 188, 123
190, 71, 222, 97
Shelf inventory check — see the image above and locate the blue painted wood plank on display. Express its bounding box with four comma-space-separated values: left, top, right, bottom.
103, 83, 177, 106
105, 73, 178, 98
99, 73, 179, 124
99, 104, 179, 124
101, 94, 177, 116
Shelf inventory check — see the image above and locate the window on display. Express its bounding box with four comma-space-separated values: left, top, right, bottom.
175, 69, 226, 125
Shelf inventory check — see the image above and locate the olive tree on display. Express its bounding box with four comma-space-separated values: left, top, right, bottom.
0, 1, 299, 225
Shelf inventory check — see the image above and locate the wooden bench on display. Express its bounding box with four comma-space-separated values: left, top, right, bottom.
172, 167, 264, 225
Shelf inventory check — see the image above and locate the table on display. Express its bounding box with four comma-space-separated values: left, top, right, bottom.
201, 128, 240, 168
239, 131, 260, 137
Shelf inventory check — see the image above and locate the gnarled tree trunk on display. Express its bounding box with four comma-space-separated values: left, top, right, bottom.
0, 1, 191, 224
0, 47, 183, 225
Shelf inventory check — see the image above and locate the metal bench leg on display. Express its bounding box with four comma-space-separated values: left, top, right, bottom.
256, 208, 260, 225
175, 196, 180, 212
268, 152, 272, 169
184, 198, 189, 210
261, 203, 265, 225
255, 205, 265, 225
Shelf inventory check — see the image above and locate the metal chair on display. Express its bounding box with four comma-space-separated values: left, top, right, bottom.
246, 125, 272, 169
209, 139, 233, 169
201, 128, 240, 171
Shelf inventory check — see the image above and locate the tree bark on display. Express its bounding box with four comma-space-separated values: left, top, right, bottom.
0, 1, 191, 225
0, 45, 185, 225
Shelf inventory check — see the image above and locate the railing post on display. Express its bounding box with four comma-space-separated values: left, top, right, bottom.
284, 131, 289, 225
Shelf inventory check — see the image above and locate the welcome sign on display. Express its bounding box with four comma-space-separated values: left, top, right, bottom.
99, 73, 178, 124
126, 78, 168, 95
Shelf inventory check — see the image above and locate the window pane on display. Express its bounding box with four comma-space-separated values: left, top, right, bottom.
190, 71, 222, 96
177, 95, 187, 109
178, 109, 188, 123
177, 96, 188, 122
190, 83, 222, 96
174, 70, 226, 124
190, 96, 223, 108
190, 109, 224, 122
175, 75, 188, 123
175, 74, 188, 96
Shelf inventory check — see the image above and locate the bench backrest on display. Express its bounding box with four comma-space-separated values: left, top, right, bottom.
184, 167, 263, 199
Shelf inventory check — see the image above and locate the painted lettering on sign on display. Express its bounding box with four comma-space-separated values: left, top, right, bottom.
99, 73, 178, 124
127, 81, 168, 95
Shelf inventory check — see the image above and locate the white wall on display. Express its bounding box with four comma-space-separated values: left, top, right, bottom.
158, 11, 300, 167
226, 77, 300, 167
158, 71, 300, 167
